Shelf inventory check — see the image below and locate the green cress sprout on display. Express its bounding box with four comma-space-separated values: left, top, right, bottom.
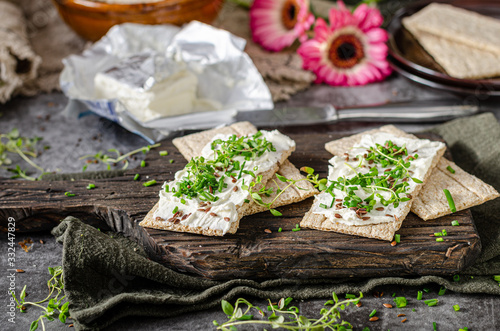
79, 143, 161, 171
214, 292, 362, 331
10, 266, 69, 330
0, 128, 49, 180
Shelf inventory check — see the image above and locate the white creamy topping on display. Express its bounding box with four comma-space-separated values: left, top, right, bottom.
312, 132, 444, 226
153, 130, 295, 234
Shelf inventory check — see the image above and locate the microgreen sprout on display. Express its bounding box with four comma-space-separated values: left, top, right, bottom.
79, 143, 160, 171
1, 128, 49, 180
214, 292, 363, 331
10, 266, 69, 331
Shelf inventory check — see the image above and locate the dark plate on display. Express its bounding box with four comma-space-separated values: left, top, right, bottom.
387, 0, 500, 93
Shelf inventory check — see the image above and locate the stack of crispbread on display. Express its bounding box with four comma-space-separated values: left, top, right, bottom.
402, 3, 500, 79
300, 125, 499, 241
140, 122, 318, 236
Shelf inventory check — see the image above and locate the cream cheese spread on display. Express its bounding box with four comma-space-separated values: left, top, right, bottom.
153, 130, 295, 234
312, 132, 445, 226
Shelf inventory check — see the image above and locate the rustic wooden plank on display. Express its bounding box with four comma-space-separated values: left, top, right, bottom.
0, 130, 482, 280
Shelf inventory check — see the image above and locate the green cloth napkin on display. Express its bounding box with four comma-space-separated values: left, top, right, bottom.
51, 113, 500, 331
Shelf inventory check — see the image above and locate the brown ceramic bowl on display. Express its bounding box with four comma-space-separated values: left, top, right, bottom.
52, 0, 224, 42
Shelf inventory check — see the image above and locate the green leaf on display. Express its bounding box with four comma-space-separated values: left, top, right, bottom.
276, 174, 288, 182
300, 166, 315, 175
221, 300, 234, 316
230, 326, 238, 331
237, 314, 253, 320
48, 267, 55, 275
61, 302, 69, 312
59, 312, 67, 324
411, 177, 423, 184
30, 320, 38, 331
251, 193, 262, 201
234, 307, 243, 319
20, 286, 26, 301
270, 209, 282, 217
299, 315, 311, 326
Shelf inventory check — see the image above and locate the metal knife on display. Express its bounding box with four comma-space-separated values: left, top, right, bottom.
233, 99, 479, 127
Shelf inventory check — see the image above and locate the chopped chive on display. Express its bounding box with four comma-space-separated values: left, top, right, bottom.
82, 164, 88, 172
159, 151, 169, 156
453, 304, 460, 311
180, 198, 186, 204
292, 228, 301, 232
395, 234, 400, 243
169, 159, 174, 164
412, 308, 416, 312
438, 287, 446, 295
434, 232, 443, 237
417, 291, 423, 300
446, 166, 455, 174
369, 309, 377, 317
86, 183, 95, 190
433, 322, 437, 330
143, 180, 157, 187
133, 174, 140, 181
172, 206, 178, 214
244, 199, 250, 203
392, 293, 396, 297
345, 294, 356, 299
140, 160, 146, 167
441, 229, 447, 236
451, 220, 460, 226
423, 288, 430, 293
436, 237, 444, 242
425, 299, 439, 307
278, 227, 282, 233
295, 224, 300, 229
443, 189, 456, 213
394, 296, 407, 308
493, 275, 500, 282
453, 275, 460, 282
64, 191, 75, 197
459, 328, 469, 331
319, 203, 328, 209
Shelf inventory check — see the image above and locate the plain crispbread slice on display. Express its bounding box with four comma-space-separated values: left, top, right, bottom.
140, 124, 294, 236
403, 3, 500, 56
302, 130, 445, 241
173, 122, 318, 214
403, 20, 500, 79
324, 125, 500, 220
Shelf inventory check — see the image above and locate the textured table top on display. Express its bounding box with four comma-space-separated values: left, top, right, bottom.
1, 75, 500, 330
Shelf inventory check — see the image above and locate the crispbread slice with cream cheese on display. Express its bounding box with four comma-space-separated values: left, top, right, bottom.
140, 126, 296, 236
301, 131, 446, 241
173, 122, 318, 214
324, 125, 500, 220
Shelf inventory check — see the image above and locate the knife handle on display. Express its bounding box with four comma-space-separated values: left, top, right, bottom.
337, 99, 479, 123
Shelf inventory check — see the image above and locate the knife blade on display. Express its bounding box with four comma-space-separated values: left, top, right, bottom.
233, 99, 479, 127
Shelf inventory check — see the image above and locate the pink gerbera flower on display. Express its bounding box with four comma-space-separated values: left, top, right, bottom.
297, 1, 391, 86
250, 0, 314, 52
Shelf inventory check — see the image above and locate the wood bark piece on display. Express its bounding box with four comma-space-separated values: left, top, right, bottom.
0, 130, 481, 280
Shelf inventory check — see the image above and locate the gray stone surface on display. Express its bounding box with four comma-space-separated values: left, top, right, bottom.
1, 75, 500, 330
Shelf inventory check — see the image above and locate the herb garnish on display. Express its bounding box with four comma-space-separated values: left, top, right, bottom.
79, 143, 160, 171
10, 266, 69, 330
214, 292, 363, 331
1, 128, 49, 180
323, 140, 422, 216
443, 189, 456, 213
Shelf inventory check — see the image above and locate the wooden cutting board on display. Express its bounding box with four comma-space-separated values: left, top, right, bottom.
0, 129, 481, 280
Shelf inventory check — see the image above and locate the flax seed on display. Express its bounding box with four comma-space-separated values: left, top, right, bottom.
356, 302, 362, 307
383, 304, 393, 308
401, 318, 407, 323
233, 186, 238, 192
391, 241, 397, 246
397, 314, 406, 317
264, 229, 272, 234
362, 217, 371, 221
376, 207, 384, 211
224, 217, 230, 222
369, 317, 379, 322
209, 212, 218, 217
335, 214, 342, 218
